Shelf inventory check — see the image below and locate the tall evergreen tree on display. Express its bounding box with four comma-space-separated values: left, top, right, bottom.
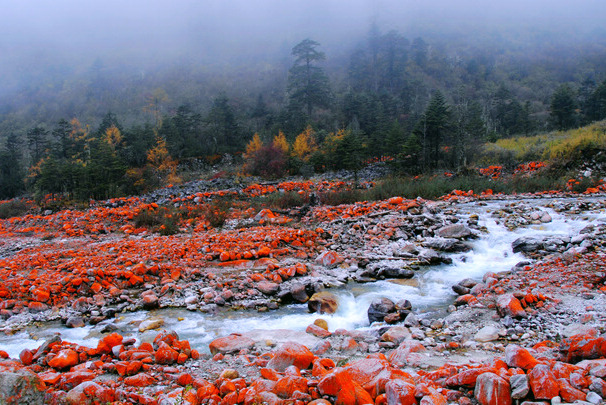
550, 84, 578, 130
288, 39, 331, 118
420, 90, 450, 169
27, 126, 49, 165
0, 134, 25, 198
206, 95, 240, 154
586, 80, 606, 122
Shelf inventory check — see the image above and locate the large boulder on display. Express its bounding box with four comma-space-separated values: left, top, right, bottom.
315, 251, 344, 268
377, 267, 415, 279
511, 237, 543, 254
209, 334, 255, 355
267, 342, 315, 372
308, 292, 339, 314
367, 297, 396, 324
496, 294, 526, 318
436, 224, 473, 239
0, 369, 46, 405
474, 372, 512, 405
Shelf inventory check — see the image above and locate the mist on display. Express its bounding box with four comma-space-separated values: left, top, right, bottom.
1, 0, 606, 132
2, 0, 605, 70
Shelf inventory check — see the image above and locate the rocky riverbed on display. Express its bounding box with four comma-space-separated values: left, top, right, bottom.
1, 182, 606, 404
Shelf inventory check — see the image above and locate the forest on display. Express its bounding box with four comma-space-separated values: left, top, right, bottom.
1, 12, 606, 199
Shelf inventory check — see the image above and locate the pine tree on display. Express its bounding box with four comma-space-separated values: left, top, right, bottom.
550, 84, 578, 130
288, 39, 331, 118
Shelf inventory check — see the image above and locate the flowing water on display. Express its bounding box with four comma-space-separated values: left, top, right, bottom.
2, 197, 605, 357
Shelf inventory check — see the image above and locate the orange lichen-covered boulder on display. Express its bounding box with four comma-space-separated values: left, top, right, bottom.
558, 378, 586, 403
155, 341, 179, 365
388, 340, 426, 367
496, 294, 526, 318
273, 375, 309, 398
96, 333, 123, 355
446, 367, 498, 388
124, 373, 156, 387
317, 367, 374, 405
267, 342, 315, 372
385, 379, 416, 405
528, 364, 559, 400
64, 381, 116, 405
48, 349, 79, 370
560, 333, 606, 363
474, 372, 512, 405
315, 251, 344, 268
504, 345, 539, 370
0, 369, 46, 404
209, 334, 255, 355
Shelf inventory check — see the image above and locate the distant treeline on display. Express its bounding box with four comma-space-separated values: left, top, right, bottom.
1, 27, 606, 199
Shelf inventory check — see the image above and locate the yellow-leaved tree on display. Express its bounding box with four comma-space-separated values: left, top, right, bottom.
273, 130, 289, 154
146, 137, 181, 186
244, 133, 263, 159
292, 125, 317, 162
104, 125, 122, 150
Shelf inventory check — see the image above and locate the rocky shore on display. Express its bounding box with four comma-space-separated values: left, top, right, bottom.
1, 181, 606, 404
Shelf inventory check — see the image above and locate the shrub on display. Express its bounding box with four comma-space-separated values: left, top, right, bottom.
0, 199, 30, 219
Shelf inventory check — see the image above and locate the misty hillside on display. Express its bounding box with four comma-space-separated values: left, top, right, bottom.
1, 0, 606, 199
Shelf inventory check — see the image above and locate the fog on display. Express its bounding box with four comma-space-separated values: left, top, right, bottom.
1, 0, 605, 131
2, 0, 605, 71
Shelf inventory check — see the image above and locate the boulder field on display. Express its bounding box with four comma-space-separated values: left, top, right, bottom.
1, 181, 606, 404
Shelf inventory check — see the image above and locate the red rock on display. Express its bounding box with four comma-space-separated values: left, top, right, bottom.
96, 332, 123, 354
446, 367, 497, 388
154, 341, 179, 365
474, 372, 512, 405
209, 334, 255, 355
48, 349, 79, 369
318, 367, 374, 405
528, 364, 559, 400
220, 379, 237, 395
153, 329, 179, 348
193, 378, 219, 400
504, 345, 539, 370
58, 370, 96, 391
306, 324, 331, 338
561, 334, 606, 363
419, 388, 447, 405
558, 378, 585, 403
19, 349, 34, 366
267, 342, 315, 372
274, 375, 309, 398
551, 361, 579, 379
345, 358, 393, 395
28, 301, 48, 312
385, 379, 416, 405
65, 381, 115, 405
496, 294, 526, 318
39, 371, 61, 385
388, 340, 426, 367
260, 368, 280, 381
308, 400, 332, 405
114, 360, 142, 376
124, 373, 156, 387
315, 251, 344, 268
257, 281, 280, 295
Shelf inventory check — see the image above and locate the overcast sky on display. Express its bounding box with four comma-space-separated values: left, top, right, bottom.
1, 0, 605, 69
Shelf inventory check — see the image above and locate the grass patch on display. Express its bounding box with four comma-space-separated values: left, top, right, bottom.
0, 200, 30, 219
318, 189, 365, 206
134, 206, 179, 235
263, 191, 308, 210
